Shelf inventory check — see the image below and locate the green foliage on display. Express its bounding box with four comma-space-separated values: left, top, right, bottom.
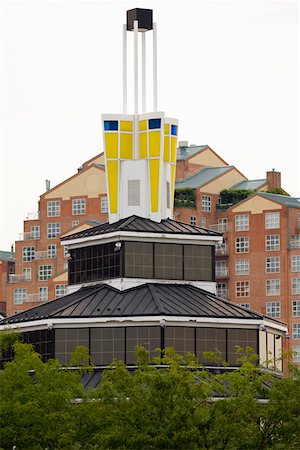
219, 188, 255, 206
1, 335, 300, 449
266, 188, 290, 196
174, 187, 196, 209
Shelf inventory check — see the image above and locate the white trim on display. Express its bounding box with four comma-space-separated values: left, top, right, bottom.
153, 23, 157, 111
142, 31, 146, 113
123, 24, 127, 114
134, 20, 138, 115
63, 230, 222, 247
1, 316, 287, 333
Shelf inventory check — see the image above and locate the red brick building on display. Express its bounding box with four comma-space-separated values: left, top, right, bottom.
3, 143, 299, 364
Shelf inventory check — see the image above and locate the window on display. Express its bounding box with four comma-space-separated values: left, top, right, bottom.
298, 213, 300, 229
239, 303, 251, 309
190, 216, 197, 226
22, 267, 31, 281
72, 220, 79, 228
47, 200, 60, 217
101, 196, 108, 213
235, 237, 249, 253
72, 198, 86, 215
30, 225, 40, 239
127, 327, 161, 364
235, 215, 249, 231
292, 278, 300, 294
292, 255, 300, 272
236, 281, 250, 297
266, 279, 280, 296
292, 323, 300, 339
201, 217, 206, 227
235, 259, 250, 275
266, 301, 281, 318
39, 287, 48, 302
292, 301, 300, 317
202, 195, 211, 212
196, 328, 226, 366
90, 327, 126, 365
218, 218, 228, 232
14, 288, 27, 305
47, 244, 57, 258
265, 212, 280, 229
217, 283, 228, 298
215, 260, 228, 277
39, 265, 52, 281
292, 345, 300, 363
165, 327, 195, 358
266, 256, 280, 273
47, 222, 60, 238
148, 118, 161, 129
104, 120, 118, 131
266, 234, 280, 251
22, 246, 35, 262
64, 246, 69, 258
128, 180, 140, 206
56, 285, 68, 298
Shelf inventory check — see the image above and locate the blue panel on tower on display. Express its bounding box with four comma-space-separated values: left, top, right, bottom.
171, 125, 178, 136
149, 119, 161, 129
104, 121, 118, 131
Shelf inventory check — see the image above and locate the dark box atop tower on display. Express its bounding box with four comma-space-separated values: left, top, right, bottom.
127, 8, 153, 31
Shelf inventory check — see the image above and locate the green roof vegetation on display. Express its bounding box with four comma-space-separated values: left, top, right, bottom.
174, 188, 196, 209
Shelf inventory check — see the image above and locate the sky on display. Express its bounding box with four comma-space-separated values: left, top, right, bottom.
0, 0, 299, 250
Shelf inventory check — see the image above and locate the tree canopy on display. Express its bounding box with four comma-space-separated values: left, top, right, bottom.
0, 334, 300, 449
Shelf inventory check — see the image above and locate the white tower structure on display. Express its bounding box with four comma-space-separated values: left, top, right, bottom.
102, 8, 178, 224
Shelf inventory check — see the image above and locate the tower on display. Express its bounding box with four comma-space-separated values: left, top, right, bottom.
102, 8, 178, 223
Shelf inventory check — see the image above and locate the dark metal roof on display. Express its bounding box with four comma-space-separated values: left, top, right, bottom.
61, 215, 221, 241
1, 283, 274, 325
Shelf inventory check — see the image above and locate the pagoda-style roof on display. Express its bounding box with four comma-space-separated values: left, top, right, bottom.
61, 215, 221, 242
1, 283, 281, 325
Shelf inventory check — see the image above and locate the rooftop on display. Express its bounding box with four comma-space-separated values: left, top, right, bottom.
175, 166, 233, 189
0, 251, 13, 261
176, 145, 208, 161
231, 179, 267, 191
258, 192, 300, 208
0, 283, 272, 325
61, 215, 221, 241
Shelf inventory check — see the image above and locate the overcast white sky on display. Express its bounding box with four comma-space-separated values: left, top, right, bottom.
0, 0, 299, 250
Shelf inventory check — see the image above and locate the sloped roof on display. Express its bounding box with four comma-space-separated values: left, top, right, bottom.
1, 283, 268, 325
258, 192, 300, 208
175, 166, 234, 189
176, 145, 208, 161
61, 215, 221, 241
231, 179, 267, 191
0, 251, 13, 261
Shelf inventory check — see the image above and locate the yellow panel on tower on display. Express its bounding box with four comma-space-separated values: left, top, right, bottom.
164, 136, 170, 162
149, 131, 161, 157
120, 134, 133, 159
171, 136, 177, 163
120, 121, 133, 131
149, 159, 160, 212
105, 133, 119, 159
106, 160, 119, 213
139, 132, 148, 158
171, 165, 176, 206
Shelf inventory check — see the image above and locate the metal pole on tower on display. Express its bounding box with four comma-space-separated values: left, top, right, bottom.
123, 24, 127, 114
142, 32, 146, 113
153, 22, 157, 112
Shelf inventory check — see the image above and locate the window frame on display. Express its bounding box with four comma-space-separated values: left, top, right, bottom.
202, 195, 211, 212
235, 259, 250, 276
235, 214, 249, 232
265, 211, 280, 229
235, 236, 249, 253
235, 280, 250, 298
266, 234, 280, 251
72, 198, 86, 215
266, 279, 280, 296
266, 256, 280, 273
47, 222, 61, 239
266, 301, 281, 318
39, 265, 52, 281
47, 200, 61, 217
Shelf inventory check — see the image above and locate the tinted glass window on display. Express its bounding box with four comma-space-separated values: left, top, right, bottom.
104, 120, 118, 131
125, 242, 154, 278
164, 326, 195, 356
126, 326, 161, 364
149, 118, 161, 129
55, 328, 89, 366
154, 243, 183, 280
227, 329, 257, 366
90, 327, 125, 365
196, 328, 226, 366
184, 245, 212, 281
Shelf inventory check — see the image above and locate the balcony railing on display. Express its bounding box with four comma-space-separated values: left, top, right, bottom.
290, 239, 300, 249
19, 231, 40, 241
206, 223, 228, 233
26, 294, 47, 303
8, 274, 31, 283
215, 244, 229, 256
26, 212, 39, 220
34, 251, 56, 260
216, 288, 228, 299
215, 267, 229, 278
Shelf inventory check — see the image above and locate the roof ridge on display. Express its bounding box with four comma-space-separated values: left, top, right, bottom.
147, 284, 165, 314
118, 215, 139, 229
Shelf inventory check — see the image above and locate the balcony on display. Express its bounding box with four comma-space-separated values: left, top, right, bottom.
206, 223, 228, 233
8, 274, 31, 283
34, 251, 55, 260
290, 237, 300, 249
26, 212, 39, 220
19, 231, 40, 241
26, 293, 46, 303
215, 267, 229, 278
215, 244, 229, 256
